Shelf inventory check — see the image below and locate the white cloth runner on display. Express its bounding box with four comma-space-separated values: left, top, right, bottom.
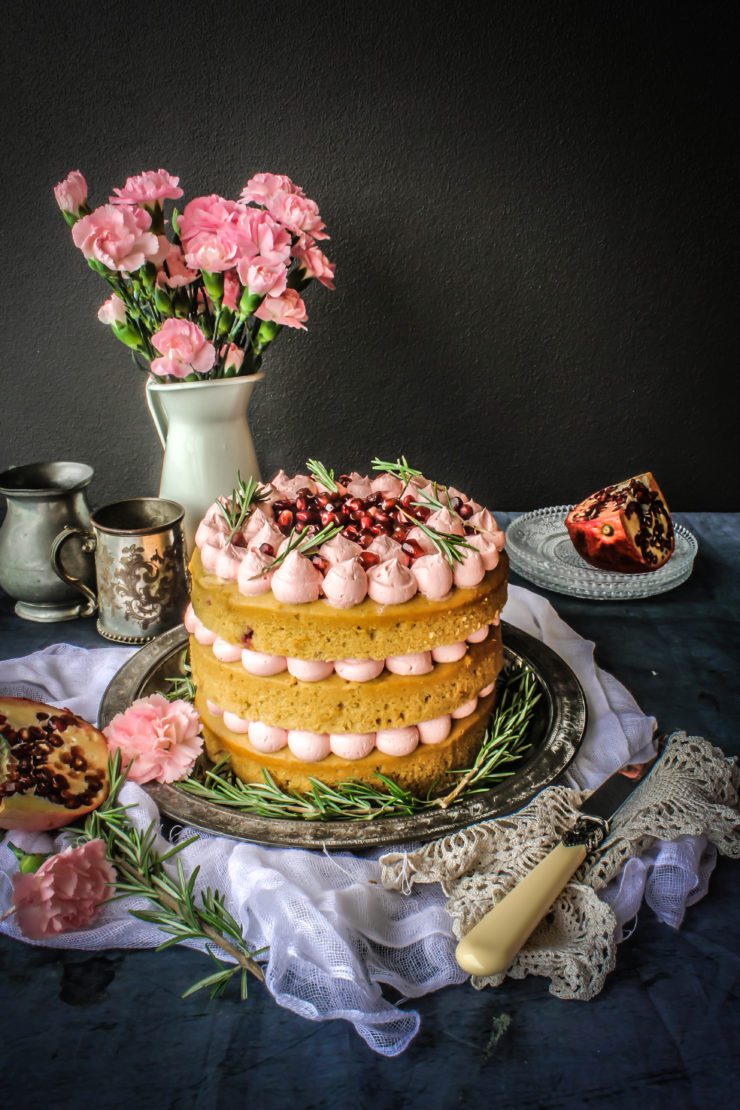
0, 586, 714, 1056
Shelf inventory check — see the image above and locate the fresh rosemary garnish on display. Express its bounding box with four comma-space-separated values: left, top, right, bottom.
165, 653, 196, 702
67, 752, 266, 999
216, 472, 270, 539
252, 521, 344, 577
306, 458, 339, 494
176, 664, 539, 821
398, 504, 474, 566
371, 456, 423, 484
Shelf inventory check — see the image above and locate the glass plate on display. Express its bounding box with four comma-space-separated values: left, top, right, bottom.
506, 505, 698, 600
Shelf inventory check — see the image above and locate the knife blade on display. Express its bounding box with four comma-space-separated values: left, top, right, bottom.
454, 752, 661, 977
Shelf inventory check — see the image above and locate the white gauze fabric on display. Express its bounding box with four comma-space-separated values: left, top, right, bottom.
0, 588, 717, 1056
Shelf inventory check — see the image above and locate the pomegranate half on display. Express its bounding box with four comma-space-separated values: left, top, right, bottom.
0, 698, 109, 831
565, 472, 675, 574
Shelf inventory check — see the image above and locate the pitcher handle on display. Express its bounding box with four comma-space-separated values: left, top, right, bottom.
51, 527, 98, 618
146, 381, 168, 448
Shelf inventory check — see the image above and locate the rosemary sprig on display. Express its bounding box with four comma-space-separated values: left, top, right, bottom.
176, 664, 539, 822
371, 456, 423, 484
164, 652, 196, 702
306, 458, 339, 494
216, 472, 270, 539
397, 504, 475, 566
68, 752, 266, 999
252, 521, 344, 578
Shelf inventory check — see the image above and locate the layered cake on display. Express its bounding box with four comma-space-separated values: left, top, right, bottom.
186, 461, 508, 793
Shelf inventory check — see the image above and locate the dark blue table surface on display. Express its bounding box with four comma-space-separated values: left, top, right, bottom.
1, 513, 738, 1110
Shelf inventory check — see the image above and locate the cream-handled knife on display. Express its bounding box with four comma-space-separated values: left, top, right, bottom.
454, 756, 659, 977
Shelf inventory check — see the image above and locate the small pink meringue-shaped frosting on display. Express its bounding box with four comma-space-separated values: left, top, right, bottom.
404, 526, 437, 555
466, 624, 490, 644
241, 649, 287, 676
375, 726, 420, 756
431, 641, 467, 663
195, 504, 229, 549
329, 732, 376, 760
248, 721, 288, 752
271, 550, 323, 604
247, 519, 284, 555
200, 537, 226, 574
371, 473, 404, 498
206, 699, 223, 717
470, 509, 506, 550
287, 657, 335, 682
479, 682, 496, 697
334, 658, 385, 682
287, 730, 331, 762
242, 507, 274, 541
367, 558, 418, 605
411, 553, 453, 599
183, 602, 199, 634
194, 621, 217, 646
467, 532, 500, 572
451, 697, 478, 719
453, 548, 486, 588
418, 715, 452, 744
213, 543, 248, 581
272, 473, 317, 499
322, 558, 368, 609
319, 534, 362, 566
223, 711, 250, 734
426, 507, 464, 536
344, 473, 374, 497
367, 534, 407, 564
213, 637, 243, 663
237, 547, 274, 596
385, 651, 433, 676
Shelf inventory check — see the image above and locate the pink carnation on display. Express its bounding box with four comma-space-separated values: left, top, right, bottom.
71, 204, 160, 273
103, 693, 204, 784
53, 169, 88, 215
157, 244, 198, 288
254, 288, 308, 330
110, 169, 183, 207
230, 207, 292, 269
150, 319, 216, 379
292, 242, 336, 290
239, 173, 305, 205
222, 343, 245, 373
236, 257, 288, 296
184, 229, 239, 274
179, 194, 240, 241
12, 839, 115, 940
268, 193, 328, 240
97, 293, 127, 326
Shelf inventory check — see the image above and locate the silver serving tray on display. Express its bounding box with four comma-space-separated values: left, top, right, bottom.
99, 622, 587, 851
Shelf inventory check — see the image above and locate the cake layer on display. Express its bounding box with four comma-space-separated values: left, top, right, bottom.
190, 547, 508, 660
190, 629, 502, 733
197, 689, 497, 793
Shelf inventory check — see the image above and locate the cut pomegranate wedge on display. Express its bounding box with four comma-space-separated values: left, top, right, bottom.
565, 472, 675, 574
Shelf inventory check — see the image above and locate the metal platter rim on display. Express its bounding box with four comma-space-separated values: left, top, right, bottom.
99, 622, 587, 851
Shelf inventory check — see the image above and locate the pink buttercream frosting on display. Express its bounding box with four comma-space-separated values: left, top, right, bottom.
194, 621, 217, 646
426, 507, 464, 536
367, 558, 418, 605
367, 534, 406, 564
466, 624, 490, 643
183, 602, 198, 634
329, 732, 376, 759
322, 558, 368, 609
370, 473, 404, 498
404, 526, 437, 555
287, 730, 330, 762
206, 698, 223, 716
213, 543, 247, 580
213, 637, 243, 663
236, 548, 274, 596
195, 503, 230, 548
451, 697, 478, 719
242, 506, 274, 541
375, 727, 419, 756
385, 651, 433, 676
479, 681, 495, 697
248, 721, 288, 752
418, 715, 452, 744
344, 473, 374, 497
271, 550, 323, 604
467, 532, 500, 571
222, 710, 250, 734
453, 548, 486, 588
431, 641, 467, 663
469, 508, 505, 548
318, 534, 362, 566
247, 519, 284, 555
411, 553, 453, 599
287, 658, 335, 682
333, 658, 385, 682
241, 649, 287, 676
271, 472, 317, 499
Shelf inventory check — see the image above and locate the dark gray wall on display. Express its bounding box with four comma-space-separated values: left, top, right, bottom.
1, 2, 737, 510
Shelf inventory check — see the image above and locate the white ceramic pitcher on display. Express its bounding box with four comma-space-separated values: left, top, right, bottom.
146, 375, 263, 551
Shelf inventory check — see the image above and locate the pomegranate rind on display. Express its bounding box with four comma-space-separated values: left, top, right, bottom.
565, 472, 675, 574
0, 697, 110, 831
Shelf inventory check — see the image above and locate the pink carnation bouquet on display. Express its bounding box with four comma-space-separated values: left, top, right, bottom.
54, 168, 335, 381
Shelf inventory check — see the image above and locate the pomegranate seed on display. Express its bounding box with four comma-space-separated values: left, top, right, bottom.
272, 499, 289, 512
393, 526, 409, 542
381, 497, 398, 512
402, 539, 424, 560
359, 550, 380, 569
360, 532, 375, 548
320, 510, 339, 526
277, 509, 294, 528
459, 503, 473, 520
366, 492, 382, 505
232, 532, 247, 547
295, 521, 307, 533
369, 523, 385, 536
415, 505, 431, 522
296, 510, 313, 524
295, 496, 308, 512
449, 496, 463, 513
402, 496, 416, 509
339, 474, 352, 484
316, 493, 330, 507
359, 513, 373, 530
347, 498, 364, 514
373, 511, 390, 526
464, 524, 476, 535
311, 555, 329, 573
259, 543, 274, 557
296, 487, 312, 499
343, 525, 359, 541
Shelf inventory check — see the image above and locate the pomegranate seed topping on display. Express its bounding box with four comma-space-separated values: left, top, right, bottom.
232, 532, 247, 547
311, 555, 329, 573
415, 505, 431, 522
339, 474, 352, 484
372, 511, 390, 526
449, 496, 463, 513
366, 492, 382, 505
402, 539, 425, 560
347, 498, 364, 514
393, 526, 409, 542
381, 497, 398, 512
359, 550, 380, 569
369, 523, 385, 536
360, 532, 375, 548
295, 496, 308, 512
402, 496, 416, 509
464, 524, 476, 535
316, 493, 330, 507
272, 499, 289, 512
277, 509, 294, 528
295, 521, 307, 533
343, 525, 359, 540
296, 510, 313, 524
459, 503, 473, 520
359, 513, 373, 530
296, 487, 312, 499
320, 510, 339, 526
259, 543, 275, 557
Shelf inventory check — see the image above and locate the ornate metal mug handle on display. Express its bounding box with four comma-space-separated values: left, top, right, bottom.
50, 527, 98, 618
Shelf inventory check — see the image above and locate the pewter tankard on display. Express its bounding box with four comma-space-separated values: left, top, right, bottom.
0, 461, 96, 621
52, 497, 189, 643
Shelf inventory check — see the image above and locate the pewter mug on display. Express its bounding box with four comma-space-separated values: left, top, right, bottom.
52, 498, 189, 643
0, 461, 96, 622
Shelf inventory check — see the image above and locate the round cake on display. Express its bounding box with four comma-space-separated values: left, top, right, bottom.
187, 461, 508, 793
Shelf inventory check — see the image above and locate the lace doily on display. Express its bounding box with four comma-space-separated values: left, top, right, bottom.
381, 733, 740, 1001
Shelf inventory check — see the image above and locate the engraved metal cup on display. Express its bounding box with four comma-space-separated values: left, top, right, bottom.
51, 498, 189, 644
